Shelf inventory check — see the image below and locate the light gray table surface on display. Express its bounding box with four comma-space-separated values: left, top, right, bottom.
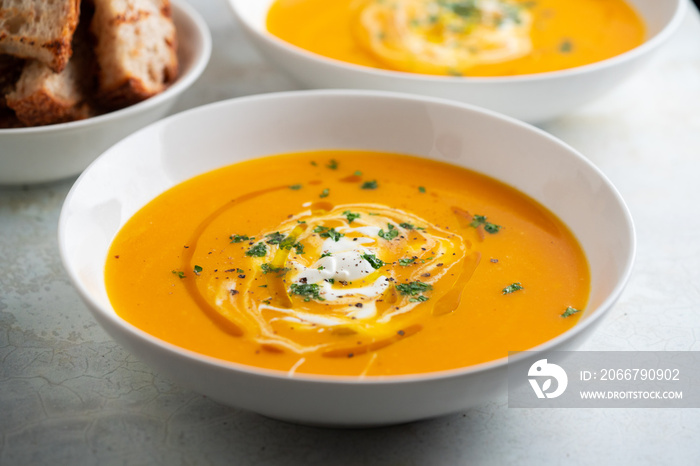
2, 1, 699, 464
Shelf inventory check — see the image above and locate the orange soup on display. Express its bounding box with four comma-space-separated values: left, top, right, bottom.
105, 151, 590, 376
267, 0, 645, 77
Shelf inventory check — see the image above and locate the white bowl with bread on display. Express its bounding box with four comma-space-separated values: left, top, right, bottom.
0, 0, 211, 185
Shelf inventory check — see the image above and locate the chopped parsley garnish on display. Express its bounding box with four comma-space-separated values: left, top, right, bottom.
502, 282, 524, 295
361, 180, 378, 190
418, 186, 426, 193
320, 252, 332, 258
396, 281, 432, 295
289, 283, 325, 302
446, 1, 478, 18
260, 263, 290, 277
313, 226, 344, 241
289, 184, 302, 190
396, 281, 432, 301
172, 270, 185, 279
354, 170, 362, 176
275, 236, 305, 255
561, 306, 581, 318
361, 254, 385, 269
265, 232, 285, 245
319, 188, 330, 198
317, 266, 325, 270
245, 242, 267, 257
470, 214, 501, 234
409, 295, 429, 303
398, 257, 416, 266
327, 159, 338, 170
378, 223, 399, 240
230, 234, 252, 243
193, 265, 203, 275
342, 210, 360, 224
559, 39, 573, 53
279, 236, 295, 250
310, 161, 317, 166
237, 268, 245, 273
399, 222, 415, 230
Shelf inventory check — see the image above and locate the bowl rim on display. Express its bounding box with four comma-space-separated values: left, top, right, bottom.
227, 0, 686, 84
0, 0, 212, 136
59, 89, 637, 386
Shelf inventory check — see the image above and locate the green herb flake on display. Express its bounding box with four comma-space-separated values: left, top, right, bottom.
317, 266, 325, 270
470, 214, 501, 234
319, 188, 330, 198
289, 184, 302, 190
561, 306, 581, 318
320, 252, 332, 258
470, 214, 487, 228
559, 39, 573, 53
313, 226, 344, 242
361, 180, 378, 190
260, 263, 290, 277
409, 295, 429, 303
398, 257, 416, 266
311, 161, 318, 166
245, 242, 267, 257
361, 254, 385, 269
342, 210, 361, 224
327, 159, 338, 170
237, 268, 245, 274
289, 283, 325, 302
293, 243, 305, 255
172, 270, 185, 279
484, 223, 500, 234
194, 265, 203, 275
230, 234, 252, 243
502, 282, 524, 295
265, 232, 286, 245
399, 222, 415, 230
418, 186, 426, 193
396, 281, 432, 300
354, 170, 362, 176
378, 223, 399, 240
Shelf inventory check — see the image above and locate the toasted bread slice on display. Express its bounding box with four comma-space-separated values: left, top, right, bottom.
0, 0, 81, 73
5, 58, 92, 126
5, 14, 95, 127
91, 0, 178, 110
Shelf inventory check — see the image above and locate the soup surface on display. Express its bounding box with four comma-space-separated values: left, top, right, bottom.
267, 0, 645, 77
106, 151, 590, 376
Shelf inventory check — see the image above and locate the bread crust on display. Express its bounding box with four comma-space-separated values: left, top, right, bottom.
0, 0, 81, 72
91, 0, 178, 110
6, 87, 89, 125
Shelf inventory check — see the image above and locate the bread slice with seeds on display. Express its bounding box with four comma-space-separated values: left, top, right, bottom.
0, 0, 81, 72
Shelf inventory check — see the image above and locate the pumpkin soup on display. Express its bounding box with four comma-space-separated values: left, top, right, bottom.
105, 151, 590, 376
266, 0, 645, 77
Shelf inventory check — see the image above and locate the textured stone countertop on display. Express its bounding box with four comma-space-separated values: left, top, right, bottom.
2, 1, 699, 464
